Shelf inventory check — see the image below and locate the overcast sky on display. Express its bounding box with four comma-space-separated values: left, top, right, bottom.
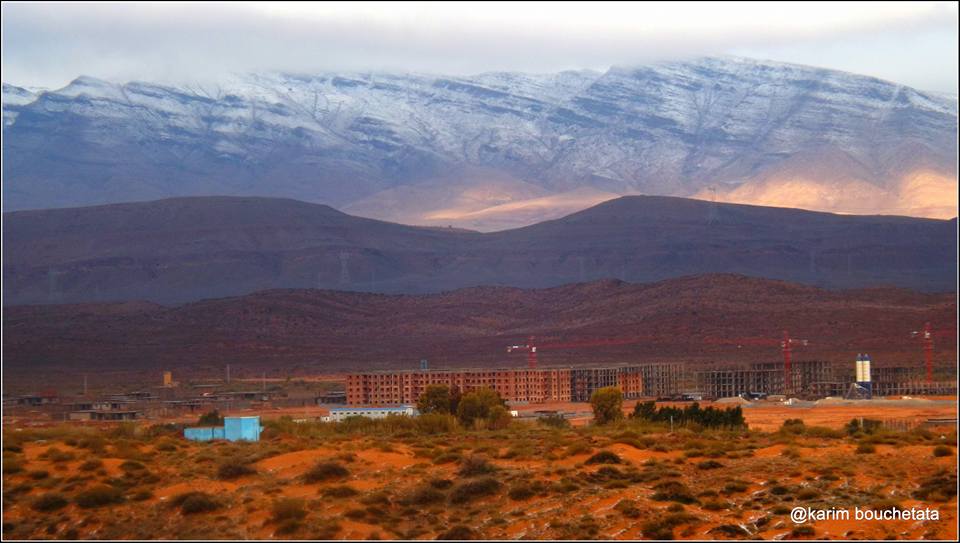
2, 1, 958, 93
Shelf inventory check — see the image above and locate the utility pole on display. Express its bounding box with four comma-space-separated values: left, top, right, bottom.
226, 364, 231, 385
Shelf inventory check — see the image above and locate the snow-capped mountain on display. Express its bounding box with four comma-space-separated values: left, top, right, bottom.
2, 57, 957, 226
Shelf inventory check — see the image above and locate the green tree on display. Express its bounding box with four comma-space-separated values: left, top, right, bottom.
590, 387, 623, 425
417, 385, 452, 414
198, 410, 223, 426
632, 400, 657, 420
449, 386, 462, 414
456, 387, 506, 427
486, 405, 513, 430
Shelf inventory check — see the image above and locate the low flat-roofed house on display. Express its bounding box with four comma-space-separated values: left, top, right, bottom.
69, 410, 139, 421
17, 391, 59, 406
317, 391, 347, 405
328, 405, 417, 422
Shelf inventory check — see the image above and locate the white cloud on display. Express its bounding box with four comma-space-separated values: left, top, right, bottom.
2, 1, 957, 92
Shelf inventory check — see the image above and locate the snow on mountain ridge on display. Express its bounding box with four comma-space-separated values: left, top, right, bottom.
2, 56, 956, 224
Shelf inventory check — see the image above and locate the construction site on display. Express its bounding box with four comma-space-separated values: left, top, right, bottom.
4, 324, 956, 424
346, 327, 957, 406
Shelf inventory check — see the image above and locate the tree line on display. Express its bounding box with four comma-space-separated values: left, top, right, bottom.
588, 386, 747, 428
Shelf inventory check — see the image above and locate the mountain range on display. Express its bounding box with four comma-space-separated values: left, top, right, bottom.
3, 56, 957, 229
3, 274, 954, 382
3, 195, 955, 306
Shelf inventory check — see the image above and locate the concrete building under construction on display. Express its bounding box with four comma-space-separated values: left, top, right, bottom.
694, 360, 847, 399
346, 365, 653, 405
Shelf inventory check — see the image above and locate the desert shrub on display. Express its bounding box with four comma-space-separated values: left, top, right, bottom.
31, 493, 68, 512
131, 490, 153, 501
855, 443, 876, 454
696, 460, 723, 470
564, 441, 593, 457
805, 426, 844, 439
275, 519, 302, 535
651, 480, 697, 504
78, 459, 103, 472
399, 485, 445, 506
640, 512, 697, 539
75, 485, 124, 508
590, 387, 623, 425
769, 485, 789, 496
702, 499, 728, 511
303, 461, 349, 483
722, 480, 749, 494
154, 439, 178, 452
172, 491, 221, 514
430, 478, 453, 489
432, 452, 460, 465
710, 524, 751, 537
271, 498, 306, 522
913, 471, 957, 502
586, 465, 626, 484
437, 525, 476, 540
344, 508, 366, 520
359, 491, 392, 506
780, 419, 806, 434
449, 477, 501, 504
538, 414, 570, 429
312, 519, 342, 539
933, 445, 953, 457
110, 441, 148, 461
415, 413, 458, 435
76, 436, 106, 453
781, 446, 801, 459
551, 516, 601, 539
2, 458, 23, 475
40, 448, 75, 463
119, 460, 145, 472
869, 499, 902, 512
585, 450, 622, 465
845, 418, 882, 435
797, 488, 820, 500
613, 499, 641, 518
457, 455, 496, 477
508, 480, 546, 501
217, 460, 256, 480
321, 485, 358, 498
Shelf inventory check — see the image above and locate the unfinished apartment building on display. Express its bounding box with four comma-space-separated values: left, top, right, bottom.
694, 360, 846, 399
347, 364, 652, 405
347, 367, 573, 405
871, 366, 958, 396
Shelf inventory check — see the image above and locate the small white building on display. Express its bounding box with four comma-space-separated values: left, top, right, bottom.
328, 405, 418, 422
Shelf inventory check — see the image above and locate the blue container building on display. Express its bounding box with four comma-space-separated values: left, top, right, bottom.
184, 416, 261, 442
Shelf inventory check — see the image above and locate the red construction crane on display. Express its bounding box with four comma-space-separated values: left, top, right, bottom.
507, 335, 656, 368
508, 336, 540, 368
910, 322, 956, 383
704, 330, 808, 393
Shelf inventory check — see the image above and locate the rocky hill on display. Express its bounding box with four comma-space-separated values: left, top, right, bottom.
2, 274, 954, 380
3, 195, 955, 305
